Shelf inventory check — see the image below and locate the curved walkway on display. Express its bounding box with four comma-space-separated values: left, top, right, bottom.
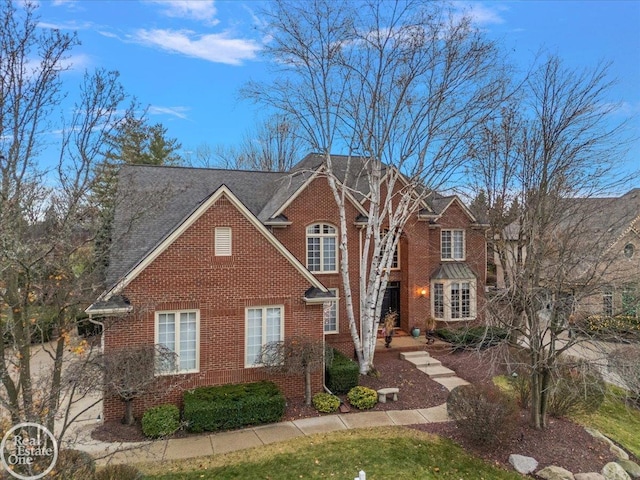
75, 337, 468, 465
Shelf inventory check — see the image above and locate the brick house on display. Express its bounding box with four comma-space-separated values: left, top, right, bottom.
495, 188, 640, 321
87, 153, 487, 421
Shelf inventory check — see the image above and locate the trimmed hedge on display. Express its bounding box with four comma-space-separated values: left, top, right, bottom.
141, 404, 180, 438
183, 381, 285, 433
436, 326, 508, 350
326, 348, 359, 394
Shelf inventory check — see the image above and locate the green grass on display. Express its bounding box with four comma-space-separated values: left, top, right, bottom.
139, 427, 523, 480
573, 386, 640, 458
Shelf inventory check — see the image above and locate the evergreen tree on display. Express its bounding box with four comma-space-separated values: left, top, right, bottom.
92, 113, 183, 276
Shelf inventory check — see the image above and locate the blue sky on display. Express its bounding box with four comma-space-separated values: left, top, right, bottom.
34, 0, 640, 172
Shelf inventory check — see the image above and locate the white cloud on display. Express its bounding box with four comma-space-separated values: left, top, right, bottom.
132, 28, 260, 65
148, 105, 190, 120
37, 19, 92, 31
146, 0, 219, 25
454, 2, 507, 27
24, 53, 91, 74
63, 53, 92, 71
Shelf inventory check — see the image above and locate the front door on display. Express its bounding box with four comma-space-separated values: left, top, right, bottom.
381, 282, 401, 327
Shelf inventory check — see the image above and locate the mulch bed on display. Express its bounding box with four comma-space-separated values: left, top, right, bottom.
92, 346, 636, 475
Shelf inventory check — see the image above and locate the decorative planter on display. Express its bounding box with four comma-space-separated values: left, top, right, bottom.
411, 327, 420, 338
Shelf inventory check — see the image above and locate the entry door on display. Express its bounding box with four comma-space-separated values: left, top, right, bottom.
381, 282, 401, 327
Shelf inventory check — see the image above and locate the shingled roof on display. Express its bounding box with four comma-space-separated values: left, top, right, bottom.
103, 153, 462, 292
106, 165, 286, 288
502, 188, 640, 251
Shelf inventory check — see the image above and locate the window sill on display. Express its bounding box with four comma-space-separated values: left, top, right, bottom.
155, 369, 199, 377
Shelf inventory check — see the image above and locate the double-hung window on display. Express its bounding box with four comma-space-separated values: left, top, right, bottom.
441, 230, 465, 260
156, 310, 199, 374
246, 306, 283, 367
307, 223, 337, 272
323, 289, 339, 334
622, 286, 638, 317
602, 289, 614, 317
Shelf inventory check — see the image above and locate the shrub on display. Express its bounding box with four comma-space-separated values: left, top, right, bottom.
325, 348, 359, 394
141, 404, 180, 438
547, 357, 606, 417
312, 393, 340, 413
584, 314, 640, 337
51, 449, 96, 479
435, 326, 508, 350
446, 384, 517, 446
94, 464, 143, 480
183, 381, 285, 433
347, 386, 377, 410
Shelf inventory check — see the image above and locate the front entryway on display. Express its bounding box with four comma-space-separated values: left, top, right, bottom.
381, 281, 401, 327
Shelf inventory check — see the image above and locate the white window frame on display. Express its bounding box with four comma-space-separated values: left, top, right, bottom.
621, 285, 638, 318
245, 305, 284, 367
441, 229, 465, 261
155, 310, 200, 375
431, 280, 476, 321
306, 223, 338, 273
323, 289, 339, 334
215, 226, 232, 256
602, 289, 614, 317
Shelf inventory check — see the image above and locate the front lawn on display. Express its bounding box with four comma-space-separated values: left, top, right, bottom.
139, 427, 523, 480
574, 386, 640, 458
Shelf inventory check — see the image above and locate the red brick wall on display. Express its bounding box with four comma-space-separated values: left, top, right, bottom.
273, 177, 487, 350
273, 177, 362, 355
102, 194, 324, 422
428, 200, 487, 326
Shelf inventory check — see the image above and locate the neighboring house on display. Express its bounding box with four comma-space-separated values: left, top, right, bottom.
495, 188, 640, 320
86, 153, 487, 422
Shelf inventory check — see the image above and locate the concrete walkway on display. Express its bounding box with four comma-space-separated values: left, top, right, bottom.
74, 335, 467, 465
84, 403, 451, 465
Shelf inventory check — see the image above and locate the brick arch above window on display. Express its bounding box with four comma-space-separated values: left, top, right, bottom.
306, 223, 338, 273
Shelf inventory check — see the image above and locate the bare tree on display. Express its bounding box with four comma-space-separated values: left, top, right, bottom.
188, 114, 305, 172
102, 345, 176, 425
466, 54, 637, 429
244, 0, 507, 373
0, 0, 126, 439
258, 336, 325, 405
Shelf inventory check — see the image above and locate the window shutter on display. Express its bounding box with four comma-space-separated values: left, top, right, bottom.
215, 227, 232, 256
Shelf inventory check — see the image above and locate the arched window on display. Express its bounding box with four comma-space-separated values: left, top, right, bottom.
306, 223, 337, 272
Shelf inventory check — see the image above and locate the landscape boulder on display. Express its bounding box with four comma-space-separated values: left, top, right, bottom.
509, 454, 538, 474
610, 444, 630, 461
602, 462, 631, 480
536, 465, 575, 480
574, 474, 605, 480
616, 459, 640, 479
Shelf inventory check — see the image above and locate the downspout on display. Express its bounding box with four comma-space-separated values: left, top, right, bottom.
88, 314, 106, 423
88, 314, 105, 352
